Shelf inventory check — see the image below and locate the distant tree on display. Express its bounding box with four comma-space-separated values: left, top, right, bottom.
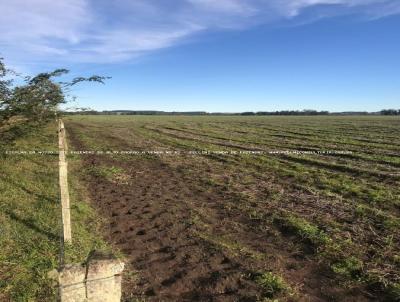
380, 109, 399, 115
255, 110, 330, 116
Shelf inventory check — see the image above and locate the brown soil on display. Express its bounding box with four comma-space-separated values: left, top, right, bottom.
67, 122, 374, 302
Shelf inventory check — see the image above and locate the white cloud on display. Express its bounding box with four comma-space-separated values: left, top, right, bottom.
71, 25, 204, 63
187, 0, 257, 15
0, 0, 88, 43
0, 0, 399, 65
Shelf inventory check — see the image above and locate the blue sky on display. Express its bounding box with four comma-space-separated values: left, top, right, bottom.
1, 0, 399, 112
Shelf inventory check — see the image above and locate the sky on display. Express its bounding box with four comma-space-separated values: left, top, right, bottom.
0, 0, 399, 112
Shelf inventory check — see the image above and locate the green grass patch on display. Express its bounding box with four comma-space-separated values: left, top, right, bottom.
253, 271, 289, 299
87, 165, 131, 185
88, 165, 123, 179
0, 121, 112, 301
330, 256, 364, 280
274, 213, 331, 247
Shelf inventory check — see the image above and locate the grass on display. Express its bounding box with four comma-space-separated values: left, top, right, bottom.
87, 165, 128, 183
274, 213, 331, 247
331, 256, 364, 279
194, 231, 266, 260
0, 121, 111, 301
254, 272, 289, 299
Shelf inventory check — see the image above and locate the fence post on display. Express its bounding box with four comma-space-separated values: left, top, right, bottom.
50, 121, 125, 301
59, 119, 72, 243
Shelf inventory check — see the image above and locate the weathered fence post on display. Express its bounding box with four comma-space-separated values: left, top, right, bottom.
59, 119, 72, 243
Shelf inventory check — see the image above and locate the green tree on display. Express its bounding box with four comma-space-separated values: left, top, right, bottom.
0, 58, 109, 127
0, 58, 12, 117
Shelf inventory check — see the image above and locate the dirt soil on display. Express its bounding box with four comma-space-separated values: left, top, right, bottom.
67, 122, 374, 302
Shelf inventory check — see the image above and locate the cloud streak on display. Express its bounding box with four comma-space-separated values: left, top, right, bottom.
0, 0, 399, 65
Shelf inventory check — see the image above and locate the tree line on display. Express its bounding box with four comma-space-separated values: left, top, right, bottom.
380, 109, 400, 115
64, 109, 399, 116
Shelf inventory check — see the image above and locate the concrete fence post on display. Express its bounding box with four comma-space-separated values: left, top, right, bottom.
59, 119, 72, 243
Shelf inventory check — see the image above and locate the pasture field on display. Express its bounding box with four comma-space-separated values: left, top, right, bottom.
65, 115, 400, 301
0, 122, 110, 301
